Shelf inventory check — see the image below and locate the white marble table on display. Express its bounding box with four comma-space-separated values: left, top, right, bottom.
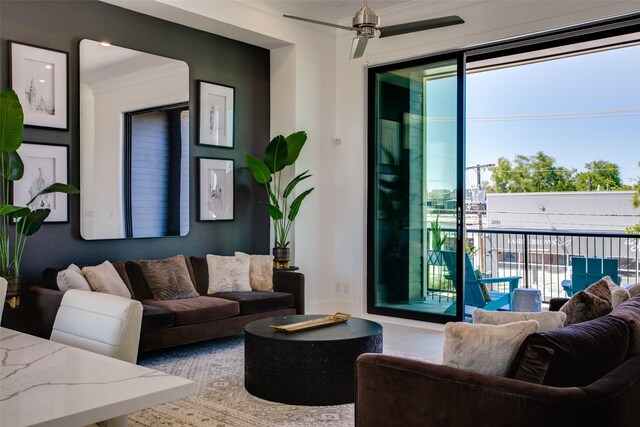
0, 327, 196, 427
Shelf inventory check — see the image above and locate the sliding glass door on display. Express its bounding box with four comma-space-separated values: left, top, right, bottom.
367, 53, 465, 322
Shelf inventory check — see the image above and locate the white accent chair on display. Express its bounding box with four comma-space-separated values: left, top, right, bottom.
0, 277, 7, 323
50, 289, 143, 427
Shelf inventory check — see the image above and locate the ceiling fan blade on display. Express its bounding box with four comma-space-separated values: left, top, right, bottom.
350, 36, 369, 59
283, 14, 357, 32
378, 15, 464, 38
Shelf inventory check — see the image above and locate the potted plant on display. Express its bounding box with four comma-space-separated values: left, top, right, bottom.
0, 88, 79, 289
245, 131, 314, 268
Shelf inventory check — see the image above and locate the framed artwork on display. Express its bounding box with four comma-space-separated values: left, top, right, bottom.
9, 41, 68, 130
13, 142, 70, 222
198, 80, 234, 148
198, 158, 234, 221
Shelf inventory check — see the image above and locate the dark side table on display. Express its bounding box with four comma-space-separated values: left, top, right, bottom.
244, 314, 383, 405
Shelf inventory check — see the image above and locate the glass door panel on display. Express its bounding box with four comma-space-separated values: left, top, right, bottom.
368, 54, 464, 323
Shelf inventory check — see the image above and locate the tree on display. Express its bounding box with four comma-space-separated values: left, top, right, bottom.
575, 160, 627, 191
487, 151, 576, 193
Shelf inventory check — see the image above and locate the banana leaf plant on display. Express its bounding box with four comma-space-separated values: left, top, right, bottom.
0, 88, 79, 278
245, 131, 314, 248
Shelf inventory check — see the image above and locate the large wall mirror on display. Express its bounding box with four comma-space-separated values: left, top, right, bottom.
80, 39, 190, 239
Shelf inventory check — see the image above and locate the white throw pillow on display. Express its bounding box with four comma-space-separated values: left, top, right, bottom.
626, 283, 640, 299
443, 320, 539, 377
472, 308, 566, 332
82, 261, 131, 299
207, 253, 251, 293
605, 277, 631, 308
236, 252, 274, 292
57, 263, 91, 292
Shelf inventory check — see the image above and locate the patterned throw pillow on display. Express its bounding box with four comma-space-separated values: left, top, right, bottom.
139, 255, 199, 301
207, 252, 252, 293
82, 261, 131, 299
560, 278, 612, 326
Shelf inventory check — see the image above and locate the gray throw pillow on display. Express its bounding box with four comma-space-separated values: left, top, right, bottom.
139, 255, 199, 301
83, 261, 131, 299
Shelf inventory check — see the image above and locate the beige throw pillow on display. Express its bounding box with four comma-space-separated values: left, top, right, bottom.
57, 263, 92, 292
139, 255, 199, 301
560, 278, 612, 326
443, 320, 539, 377
627, 283, 640, 299
473, 308, 566, 332
82, 261, 131, 299
207, 253, 251, 293
605, 276, 631, 308
236, 252, 273, 292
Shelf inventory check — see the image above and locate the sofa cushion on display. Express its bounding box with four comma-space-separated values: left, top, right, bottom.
443, 320, 539, 377
511, 315, 629, 386
560, 278, 612, 325
207, 253, 252, 293
472, 308, 566, 332
626, 283, 640, 299
140, 304, 174, 332
236, 252, 274, 292
143, 296, 239, 326
82, 261, 131, 299
609, 295, 640, 358
188, 256, 210, 295
57, 264, 91, 292
211, 291, 294, 315
139, 255, 199, 301
125, 261, 155, 301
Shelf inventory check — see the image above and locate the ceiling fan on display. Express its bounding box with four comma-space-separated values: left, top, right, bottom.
283, 0, 464, 59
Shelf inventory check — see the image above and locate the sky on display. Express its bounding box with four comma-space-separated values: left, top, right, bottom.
466, 43, 640, 188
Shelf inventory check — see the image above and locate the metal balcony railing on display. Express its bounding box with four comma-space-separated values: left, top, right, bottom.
460, 229, 640, 302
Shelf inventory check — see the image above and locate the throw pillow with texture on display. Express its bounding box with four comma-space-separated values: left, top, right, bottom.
473, 308, 566, 332
207, 252, 251, 293
236, 252, 274, 292
442, 320, 539, 377
139, 255, 199, 301
605, 275, 630, 307
57, 263, 92, 292
82, 261, 131, 299
626, 283, 640, 299
560, 278, 612, 326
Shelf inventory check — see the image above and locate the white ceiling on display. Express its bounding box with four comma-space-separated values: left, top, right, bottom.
268, 0, 412, 22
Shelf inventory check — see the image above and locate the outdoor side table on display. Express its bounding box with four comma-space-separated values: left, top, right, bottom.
512, 288, 542, 312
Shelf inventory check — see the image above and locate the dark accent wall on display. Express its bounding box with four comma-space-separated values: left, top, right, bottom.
0, 0, 271, 283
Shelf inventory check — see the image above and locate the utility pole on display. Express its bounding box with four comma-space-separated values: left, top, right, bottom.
466, 163, 495, 273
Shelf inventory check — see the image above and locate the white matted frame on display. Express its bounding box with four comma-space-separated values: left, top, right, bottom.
14, 142, 70, 222
198, 80, 234, 148
10, 41, 68, 130
198, 158, 234, 221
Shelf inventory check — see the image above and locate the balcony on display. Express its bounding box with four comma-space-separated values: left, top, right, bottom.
428, 228, 640, 304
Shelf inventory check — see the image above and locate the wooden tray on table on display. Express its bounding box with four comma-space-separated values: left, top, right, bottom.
270, 313, 351, 333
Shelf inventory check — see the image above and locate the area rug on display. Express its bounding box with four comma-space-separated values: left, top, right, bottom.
129, 335, 355, 427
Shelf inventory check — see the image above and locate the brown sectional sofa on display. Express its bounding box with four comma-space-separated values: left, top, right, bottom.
355, 295, 640, 427
28, 256, 304, 353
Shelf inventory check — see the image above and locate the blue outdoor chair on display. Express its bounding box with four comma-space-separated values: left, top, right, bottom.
561, 256, 619, 297
441, 251, 521, 311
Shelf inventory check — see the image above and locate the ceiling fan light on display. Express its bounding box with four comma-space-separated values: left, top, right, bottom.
350, 36, 368, 59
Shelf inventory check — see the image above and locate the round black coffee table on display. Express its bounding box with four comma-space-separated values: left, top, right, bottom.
244, 315, 383, 405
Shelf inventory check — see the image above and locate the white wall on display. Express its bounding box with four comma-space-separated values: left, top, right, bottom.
104, 0, 640, 328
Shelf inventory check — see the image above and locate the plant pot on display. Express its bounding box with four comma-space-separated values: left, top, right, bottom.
5, 276, 23, 308
273, 247, 290, 269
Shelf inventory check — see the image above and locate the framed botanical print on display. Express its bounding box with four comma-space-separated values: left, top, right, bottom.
198, 158, 234, 221
198, 80, 234, 148
9, 41, 69, 130
13, 142, 70, 222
